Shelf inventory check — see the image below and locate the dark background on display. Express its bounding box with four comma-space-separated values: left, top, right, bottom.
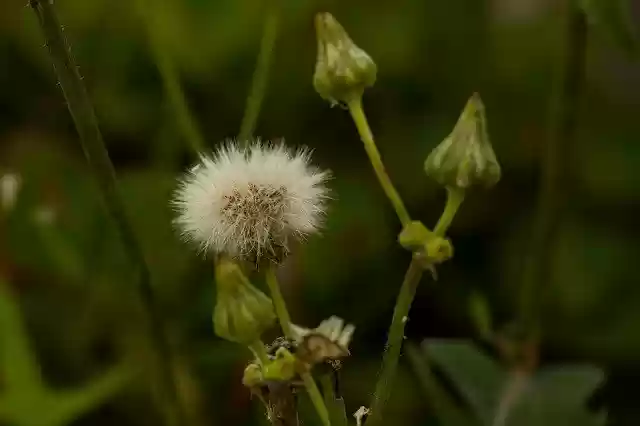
1, 0, 640, 425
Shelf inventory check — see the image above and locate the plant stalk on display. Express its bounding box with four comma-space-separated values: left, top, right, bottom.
367, 257, 424, 426
239, 0, 281, 141
138, 0, 206, 155
249, 340, 271, 366
265, 267, 331, 426
346, 96, 412, 227
265, 267, 294, 337
29, 2, 186, 426
433, 187, 465, 237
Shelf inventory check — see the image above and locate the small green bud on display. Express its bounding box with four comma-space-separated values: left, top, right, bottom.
242, 363, 263, 388
213, 257, 276, 345
313, 12, 377, 105
424, 93, 501, 189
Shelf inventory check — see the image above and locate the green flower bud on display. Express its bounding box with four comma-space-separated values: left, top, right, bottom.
242, 363, 263, 388
313, 12, 377, 105
424, 93, 501, 189
213, 257, 276, 345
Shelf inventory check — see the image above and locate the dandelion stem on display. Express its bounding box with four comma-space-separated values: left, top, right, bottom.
29, 2, 186, 426
238, 0, 281, 141
249, 340, 270, 366
265, 267, 331, 426
433, 187, 465, 237
346, 96, 412, 227
265, 266, 293, 337
367, 257, 424, 426
301, 372, 332, 426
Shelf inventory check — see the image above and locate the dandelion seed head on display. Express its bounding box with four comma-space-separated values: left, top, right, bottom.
172, 140, 330, 261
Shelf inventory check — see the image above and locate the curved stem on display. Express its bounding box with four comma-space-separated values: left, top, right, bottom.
346, 97, 412, 227
433, 187, 465, 237
265, 267, 331, 426
134, 0, 205, 156
301, 371, 332, 426
29, 3, 187, 426
249, 340, 270, 366
265, 266, 293, 337
145, 8, 205, 155
239, 0, 281, 141
367, 257, 424, 426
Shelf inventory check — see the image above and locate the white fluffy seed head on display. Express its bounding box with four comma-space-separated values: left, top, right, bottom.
172, 140, 330, 262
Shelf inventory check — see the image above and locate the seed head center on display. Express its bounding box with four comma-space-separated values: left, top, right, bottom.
221, 183, 288, 229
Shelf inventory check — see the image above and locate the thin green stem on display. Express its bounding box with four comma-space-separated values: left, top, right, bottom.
433, 187, 465, 237
302, 371, 332, 426
346, 97, 412, 227
29, 2, 186, 426
265, 266, 293, 337
249, 340, 270, 366
519, 3, 588, 330
367, 257, 424, 426
238, 0, 281, 141
136, 0, 205, 155
265, 267, 331, 426
320, 373, 348, 426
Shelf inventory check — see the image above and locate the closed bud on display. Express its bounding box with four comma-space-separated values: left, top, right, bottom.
213, 257, 276, 345
313, 12, 377, 105
424, 93, 501, 189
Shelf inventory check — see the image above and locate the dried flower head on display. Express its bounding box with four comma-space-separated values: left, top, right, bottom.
173, 141, 329, 262
291, 316, 355, 365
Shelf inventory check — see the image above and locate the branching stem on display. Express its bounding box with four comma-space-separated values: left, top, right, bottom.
346, 96, 412, 227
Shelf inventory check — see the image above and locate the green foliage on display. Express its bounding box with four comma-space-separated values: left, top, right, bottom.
468, 292, 493, 342
578, 0, 638, 55
423, 340, 606, 426
319, 373, 348, 426
0, 279, 132, 426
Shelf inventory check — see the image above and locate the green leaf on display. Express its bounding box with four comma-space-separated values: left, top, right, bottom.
0, 278, 44, 395
423, 339, 606, 426
406, 343, 477, 426
579, 0, 638, 56
47, 365, 133, 426
0, 278, 133, 426
423, 339, 505, 426
504, 366, 606, 426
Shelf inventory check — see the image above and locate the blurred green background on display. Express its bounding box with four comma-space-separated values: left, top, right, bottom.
1, 0, 640, 425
